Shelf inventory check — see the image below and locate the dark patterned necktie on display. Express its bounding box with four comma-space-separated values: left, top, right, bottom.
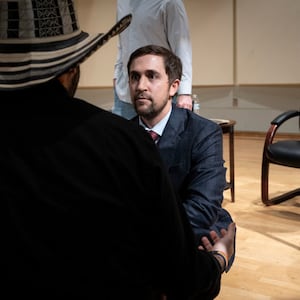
148, 130, 159, 143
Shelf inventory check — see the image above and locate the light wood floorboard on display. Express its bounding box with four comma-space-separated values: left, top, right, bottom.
216, 133, 300, 300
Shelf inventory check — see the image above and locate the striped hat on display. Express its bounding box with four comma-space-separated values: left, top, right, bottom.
0, 0, 131, 90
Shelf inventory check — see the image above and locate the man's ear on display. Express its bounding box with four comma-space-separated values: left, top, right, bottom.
57, 68, 74, 87
57, 66, 80, 97
169, 79, 180, 97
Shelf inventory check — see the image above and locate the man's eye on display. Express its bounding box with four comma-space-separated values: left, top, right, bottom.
147, 72, 158, 80
130, 74, 139, 81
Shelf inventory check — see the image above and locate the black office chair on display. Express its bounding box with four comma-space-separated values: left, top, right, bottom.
261, 110, 300, 206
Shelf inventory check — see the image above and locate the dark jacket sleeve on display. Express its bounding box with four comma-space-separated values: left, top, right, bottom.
159, 111, 227, 237
182, 121, 229, 237
164, 200, 222, 300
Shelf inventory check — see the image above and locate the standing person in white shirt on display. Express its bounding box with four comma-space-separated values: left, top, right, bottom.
113, 0, 193, 119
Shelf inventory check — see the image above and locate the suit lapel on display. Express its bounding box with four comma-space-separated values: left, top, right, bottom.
158, 105, 186, 167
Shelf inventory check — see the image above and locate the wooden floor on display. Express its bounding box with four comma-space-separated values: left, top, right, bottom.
216, 133, 300, 300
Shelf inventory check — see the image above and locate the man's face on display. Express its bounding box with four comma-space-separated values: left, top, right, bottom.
129, 54, 178, 120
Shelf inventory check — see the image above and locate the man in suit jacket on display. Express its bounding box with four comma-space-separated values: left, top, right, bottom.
129, 45, 235, 270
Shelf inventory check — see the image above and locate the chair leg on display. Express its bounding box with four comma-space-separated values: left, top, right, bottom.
261, 155, 271, 205
262, 155, 300, 205
267, 188, 300, 205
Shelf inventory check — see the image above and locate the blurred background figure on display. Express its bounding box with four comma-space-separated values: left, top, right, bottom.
113, 0, 193, 119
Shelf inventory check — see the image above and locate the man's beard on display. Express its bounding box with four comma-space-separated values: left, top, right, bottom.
134, 96, 168, 121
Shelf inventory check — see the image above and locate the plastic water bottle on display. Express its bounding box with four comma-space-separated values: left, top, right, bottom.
192, 94, 200, 115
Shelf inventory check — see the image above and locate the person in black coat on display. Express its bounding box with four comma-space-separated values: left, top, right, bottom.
0, 2, 235, 299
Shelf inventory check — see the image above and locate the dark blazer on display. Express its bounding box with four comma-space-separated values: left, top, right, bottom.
0, 81, 222, 299
133, 104, 234, 255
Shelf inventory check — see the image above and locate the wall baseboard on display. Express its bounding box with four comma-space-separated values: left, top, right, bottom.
235, 131, 300, 140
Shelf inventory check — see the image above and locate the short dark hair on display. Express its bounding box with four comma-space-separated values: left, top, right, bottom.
127, 44, 182, 84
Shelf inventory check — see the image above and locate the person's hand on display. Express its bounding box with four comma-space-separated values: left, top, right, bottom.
176, 94, 193, 110
199, 222, 236, 272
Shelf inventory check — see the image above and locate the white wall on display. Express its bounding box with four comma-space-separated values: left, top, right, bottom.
75, 0, 117, 87
192, 86, 300, 133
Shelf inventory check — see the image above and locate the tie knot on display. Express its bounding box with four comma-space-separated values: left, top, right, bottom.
148, 130, 159, 142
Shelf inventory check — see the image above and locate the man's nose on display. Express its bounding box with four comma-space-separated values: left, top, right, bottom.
137, 76, 147, 90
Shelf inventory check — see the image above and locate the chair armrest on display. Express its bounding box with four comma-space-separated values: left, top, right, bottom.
264, 110, 300, 149
271, 110, 299, 126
